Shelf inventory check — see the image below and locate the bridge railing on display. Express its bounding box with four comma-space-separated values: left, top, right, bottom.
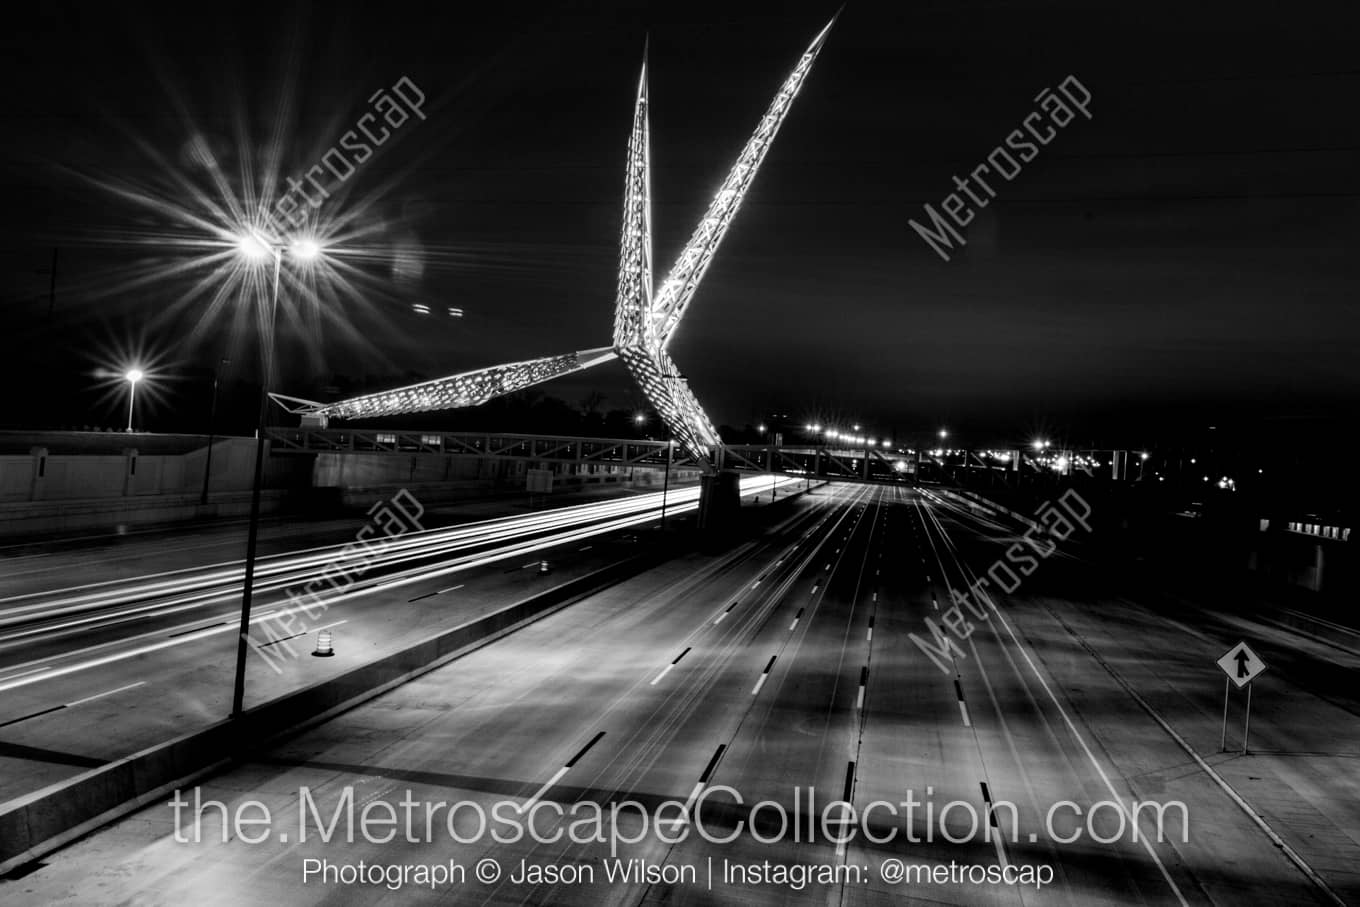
265, 427, 706, 469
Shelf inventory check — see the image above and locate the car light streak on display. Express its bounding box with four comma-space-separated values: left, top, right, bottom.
0, 476, 799, 695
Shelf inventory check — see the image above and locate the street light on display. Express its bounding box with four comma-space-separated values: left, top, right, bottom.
123, 368, 145, 432
230, 228, 326, 718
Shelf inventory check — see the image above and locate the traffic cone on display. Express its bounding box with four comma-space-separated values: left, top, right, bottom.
312, 629, 335, 657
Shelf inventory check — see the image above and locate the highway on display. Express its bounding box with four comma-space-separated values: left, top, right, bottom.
3, 484, 1356, 905
0, 477, 800, 801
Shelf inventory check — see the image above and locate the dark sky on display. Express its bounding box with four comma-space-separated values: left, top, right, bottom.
1, 1, 1357, 446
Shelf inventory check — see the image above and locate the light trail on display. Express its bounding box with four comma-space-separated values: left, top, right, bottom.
0, 477, 800, 633
0, 476, 801, 695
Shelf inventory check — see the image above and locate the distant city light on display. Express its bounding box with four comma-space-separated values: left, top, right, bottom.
411, 303, 431, 315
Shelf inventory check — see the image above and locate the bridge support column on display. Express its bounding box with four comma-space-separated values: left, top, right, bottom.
697, 469, 741, 531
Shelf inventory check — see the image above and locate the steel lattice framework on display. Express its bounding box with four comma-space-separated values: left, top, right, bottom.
273, 348, 617, 421
648, 17, 836, 348
276, 17, 835, 470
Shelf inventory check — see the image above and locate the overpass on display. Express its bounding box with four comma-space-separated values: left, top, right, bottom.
264, 427, 918, 486
264, 426, 1163, 487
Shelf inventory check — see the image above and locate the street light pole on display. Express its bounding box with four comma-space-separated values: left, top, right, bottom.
126, 381, 137, 432
231, 247, 282, 718
660, 436, 673, 531
123, 369, 144, 432
200, 358, 227, 506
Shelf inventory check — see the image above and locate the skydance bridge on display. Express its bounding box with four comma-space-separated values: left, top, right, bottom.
273, 16, 839, 477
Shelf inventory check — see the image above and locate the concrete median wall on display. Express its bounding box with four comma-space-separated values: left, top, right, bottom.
0, 548, 672, 874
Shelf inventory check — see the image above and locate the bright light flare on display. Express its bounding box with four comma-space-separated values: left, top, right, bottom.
235, 231, 274, 262
124, 368, 145, 384
290, 237, 323, 261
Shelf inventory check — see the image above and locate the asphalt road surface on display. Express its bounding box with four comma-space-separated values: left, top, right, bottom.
2, 484, 1355, 906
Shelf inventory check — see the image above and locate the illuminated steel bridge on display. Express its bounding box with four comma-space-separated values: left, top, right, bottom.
274, 15, 838, 473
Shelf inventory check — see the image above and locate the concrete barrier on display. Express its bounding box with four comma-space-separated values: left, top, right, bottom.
0, 547, 674, 874
0, 489, 290, 538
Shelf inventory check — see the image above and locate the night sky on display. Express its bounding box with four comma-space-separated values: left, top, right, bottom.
2, 1, 1357, 447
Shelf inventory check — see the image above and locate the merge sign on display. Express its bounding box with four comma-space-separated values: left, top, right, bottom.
1217, 641, 1268, 689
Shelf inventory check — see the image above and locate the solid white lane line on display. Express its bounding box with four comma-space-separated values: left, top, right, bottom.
650, 664, 675, 685
987, 607, 1189, 905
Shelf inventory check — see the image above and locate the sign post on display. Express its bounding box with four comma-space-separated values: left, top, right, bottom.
1219, 675, 1230, 752
1216, 641, 1267, 753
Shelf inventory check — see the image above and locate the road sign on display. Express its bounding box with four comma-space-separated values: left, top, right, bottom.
1217, 641, 1267, 689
